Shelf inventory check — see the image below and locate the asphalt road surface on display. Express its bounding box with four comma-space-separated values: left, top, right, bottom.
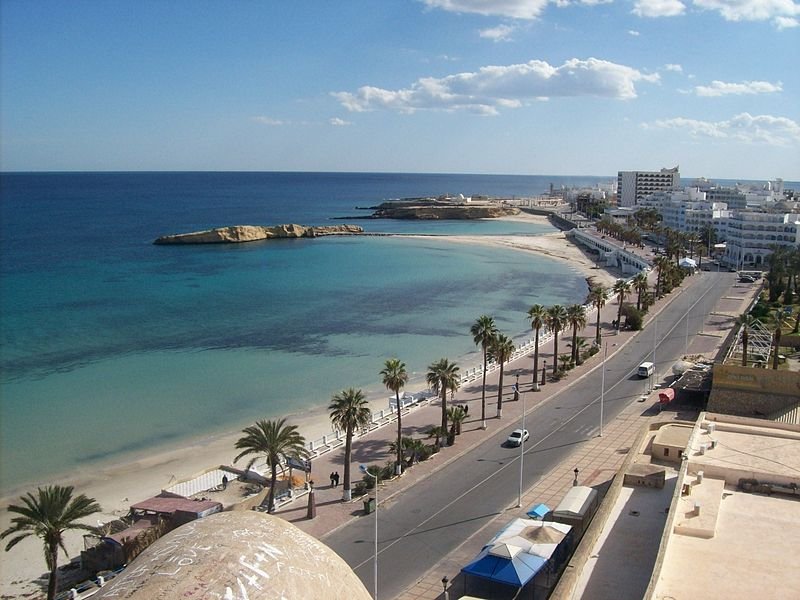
325, 271, 735, 600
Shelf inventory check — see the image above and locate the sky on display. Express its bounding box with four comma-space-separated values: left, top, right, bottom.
1, 0, 798, 180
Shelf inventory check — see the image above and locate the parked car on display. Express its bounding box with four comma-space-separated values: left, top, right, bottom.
739, 275, 756, 283
506, 428, 530, 447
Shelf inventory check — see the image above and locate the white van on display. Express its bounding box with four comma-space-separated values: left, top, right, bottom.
637, 362, 655, 378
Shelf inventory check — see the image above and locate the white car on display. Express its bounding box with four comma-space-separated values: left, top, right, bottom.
507, 429, 530, 447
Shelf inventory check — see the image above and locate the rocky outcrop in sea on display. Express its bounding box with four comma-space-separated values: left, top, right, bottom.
153, 224, 363, 245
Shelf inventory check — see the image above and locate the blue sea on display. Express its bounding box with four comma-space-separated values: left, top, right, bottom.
0, 172, 610, 494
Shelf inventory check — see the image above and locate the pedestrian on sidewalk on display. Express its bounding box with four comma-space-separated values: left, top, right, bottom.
334, 471, 340, 487
330, 472, 335, 487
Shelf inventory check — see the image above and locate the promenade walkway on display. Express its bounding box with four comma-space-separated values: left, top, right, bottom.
273, 267, 644, 540
273, 268, 748, 599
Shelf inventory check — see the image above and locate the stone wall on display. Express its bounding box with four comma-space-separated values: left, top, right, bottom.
708, 364, 800, 418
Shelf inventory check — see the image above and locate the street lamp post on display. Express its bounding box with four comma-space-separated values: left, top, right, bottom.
517, 391, 526, 508
359, 464, 378, 600
441, 576, 449, 600
573, 468, 579, 486
541, 360, 547, 386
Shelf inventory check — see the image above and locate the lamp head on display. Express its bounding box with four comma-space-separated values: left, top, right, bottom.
359, 464, 368, 474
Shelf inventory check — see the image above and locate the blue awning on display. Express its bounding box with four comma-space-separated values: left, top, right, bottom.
461, 549, 547, 588
526, 503, 550, 520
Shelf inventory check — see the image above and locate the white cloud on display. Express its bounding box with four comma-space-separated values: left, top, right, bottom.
333, 58, 660, 115
479, 24, 517, 41
633, 0, 686, 17
628, 29, 641, 35
329, 117, 352, 126
252, 116, 285, 126
421, 0, 549, 19
774, 15, 799, 27
693, 0, 800, 24
663, 63, 683, 72
695, 80, 782, 96
644, 112, 800, 145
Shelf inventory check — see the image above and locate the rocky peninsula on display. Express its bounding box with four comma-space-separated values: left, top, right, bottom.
154, 224, 363, 245
349, 196, 521, 220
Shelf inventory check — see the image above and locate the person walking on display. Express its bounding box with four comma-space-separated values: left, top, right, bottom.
330, 472, 336, 487
333, 471, 340, 487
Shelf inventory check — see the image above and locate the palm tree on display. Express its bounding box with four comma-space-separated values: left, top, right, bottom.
633, 271, 649, 311
654, 256, 671, 298
586, 286, 608, 346
426, 425, 446, 448
546, 305, 568, 376
235, 418, 309, 511
772, 311, 782, 370
471, 315, 498, 429
612, 279, 631, 329
447, 405, 467, 442
737, 314, 758, 367
488, 333, 515, 418
527, 304, 547, 387
328, 389, 372, 501
426, 358, 460, 446
381, 358, 409, 476
1, 486, 101, 600
568, 336, 590, 365
566, 304, 587, 365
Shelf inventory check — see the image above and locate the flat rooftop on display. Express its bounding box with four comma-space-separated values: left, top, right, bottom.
690, 418, 800, 484
652, 415, 800, 600
654, 487, 800, 599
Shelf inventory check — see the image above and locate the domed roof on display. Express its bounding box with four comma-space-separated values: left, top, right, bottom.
95, 510, 371, 600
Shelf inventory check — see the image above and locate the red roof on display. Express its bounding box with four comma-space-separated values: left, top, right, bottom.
658, 388, 676, 404
130, 496, 221, 516
104, 515, 159, 545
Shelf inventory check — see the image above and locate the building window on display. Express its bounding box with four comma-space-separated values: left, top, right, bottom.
664, 448, 670, 457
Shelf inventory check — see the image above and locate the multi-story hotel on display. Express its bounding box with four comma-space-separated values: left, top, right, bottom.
617, 166, 680, 207
723, 210, 800, 268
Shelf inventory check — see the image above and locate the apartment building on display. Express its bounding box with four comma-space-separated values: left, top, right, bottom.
617, 166, 680, 207
722, 210, 800, 268
638, 187, 730, 241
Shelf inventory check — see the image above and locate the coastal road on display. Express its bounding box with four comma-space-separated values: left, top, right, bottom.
324, 271, 735, 600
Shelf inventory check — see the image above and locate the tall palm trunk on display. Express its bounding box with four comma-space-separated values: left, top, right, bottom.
773, 327, 781, 370
742, 329, 749, 366
480, 347, 488, 428
571, 325, 579, 364
343, 426, 353, 501
47, 540, 58, 600
268, 463, 278, 513
533, 328, 540, 386
552, 328, 560, 375
595, 307, 601, 345
395, 390, 402, 475
440, 389, 448, 446
496, 360, 505, 418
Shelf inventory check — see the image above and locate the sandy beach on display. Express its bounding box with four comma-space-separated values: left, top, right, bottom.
0, 213, 617, 596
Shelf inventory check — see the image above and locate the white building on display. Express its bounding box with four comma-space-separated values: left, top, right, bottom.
723, 211, 800, 269
617, 167, 680, 208
638, 188, 730, 242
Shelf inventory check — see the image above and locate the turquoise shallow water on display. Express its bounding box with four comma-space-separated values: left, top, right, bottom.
0, 172, 598, 493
